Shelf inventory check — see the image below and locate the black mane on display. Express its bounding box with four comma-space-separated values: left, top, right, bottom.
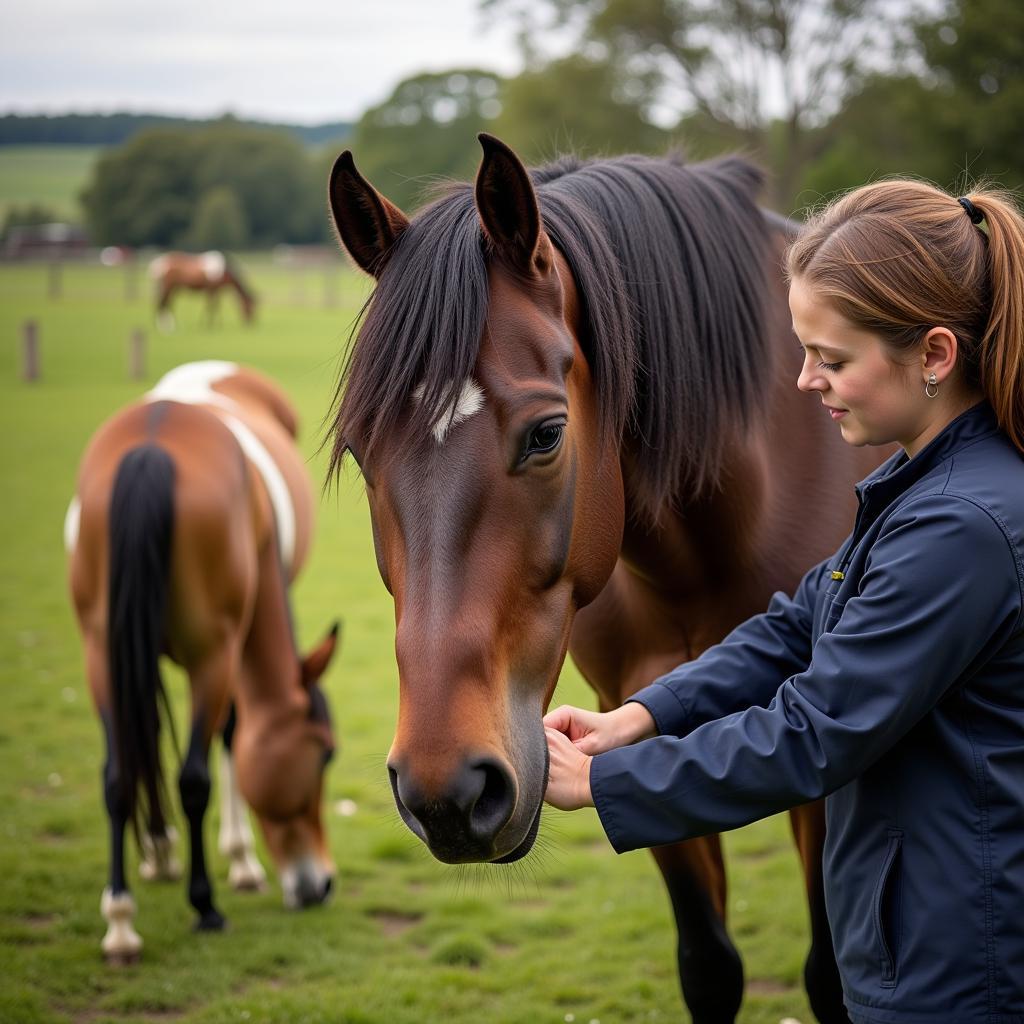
329, 150, 772, 521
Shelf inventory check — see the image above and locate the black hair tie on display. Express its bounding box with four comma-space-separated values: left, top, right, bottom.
958, 196, 984, 225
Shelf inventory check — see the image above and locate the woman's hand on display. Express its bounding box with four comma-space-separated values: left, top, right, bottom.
544, 728, 594, 810
543, 701, 656, 755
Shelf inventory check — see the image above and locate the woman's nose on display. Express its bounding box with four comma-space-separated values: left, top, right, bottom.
797, 359, 824, 393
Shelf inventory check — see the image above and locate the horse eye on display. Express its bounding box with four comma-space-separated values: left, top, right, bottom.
526, 423, 564, 457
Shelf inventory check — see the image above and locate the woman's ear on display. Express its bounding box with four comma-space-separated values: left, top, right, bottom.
920, 327, 959, 384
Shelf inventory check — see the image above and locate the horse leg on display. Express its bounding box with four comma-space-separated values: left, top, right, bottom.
652, 839, 744, 1024
81, 627, 143, 964
789, 804, 850, 1024
179, 712, 224, 930
157, 283, 176, 333
217, 703, 267, 892
139, 820, 182, 882
97, 708, 144, 964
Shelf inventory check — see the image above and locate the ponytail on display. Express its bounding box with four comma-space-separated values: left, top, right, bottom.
967, 192, 1024, 453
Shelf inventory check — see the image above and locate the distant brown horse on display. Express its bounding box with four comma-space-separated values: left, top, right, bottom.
325, 136, 887, 1023
66, 361, 338, 963
149, 251, 256, 331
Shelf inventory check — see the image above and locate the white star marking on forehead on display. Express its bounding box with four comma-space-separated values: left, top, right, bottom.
413, 378, 485, 444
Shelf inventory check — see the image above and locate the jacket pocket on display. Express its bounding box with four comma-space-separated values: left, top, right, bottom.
872, 829, 904, 988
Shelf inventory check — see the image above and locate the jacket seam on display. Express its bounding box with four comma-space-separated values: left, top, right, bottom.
956, 690, 999, 1016
937, 478, 1024, 632
871, 468, 1024, 632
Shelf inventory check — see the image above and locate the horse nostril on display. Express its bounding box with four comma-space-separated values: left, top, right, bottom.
469, 758, 515, 838
321, 875, 333, 902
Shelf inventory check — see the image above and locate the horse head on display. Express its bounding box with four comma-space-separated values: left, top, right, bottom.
328, 137, 625, 863
235, 621, 340, 904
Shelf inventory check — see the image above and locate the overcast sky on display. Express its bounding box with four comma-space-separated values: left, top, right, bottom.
2, 0, 528, 124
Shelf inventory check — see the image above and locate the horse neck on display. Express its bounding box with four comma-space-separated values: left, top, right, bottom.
237, 539, 304, 716
618, 427, 766, 597
226, 271, 251, 303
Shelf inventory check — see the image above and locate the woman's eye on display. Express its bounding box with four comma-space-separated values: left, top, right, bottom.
525, 423, 564, 457
818, 360, 843, 372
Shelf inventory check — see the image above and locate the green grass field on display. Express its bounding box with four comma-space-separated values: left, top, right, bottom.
2, 257, 818, 1024
0, 146, 102, 222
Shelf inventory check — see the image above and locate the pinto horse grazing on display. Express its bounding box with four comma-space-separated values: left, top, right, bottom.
66, 361, 338, 963
149, 251, 256, 331
326, 136, 886, 1023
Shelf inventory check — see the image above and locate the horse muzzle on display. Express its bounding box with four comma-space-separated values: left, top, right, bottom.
387, 753, 529, 863
280, 856, 334, 909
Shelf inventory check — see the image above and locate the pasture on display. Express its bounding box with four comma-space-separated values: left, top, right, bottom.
2, 256, 817, 1024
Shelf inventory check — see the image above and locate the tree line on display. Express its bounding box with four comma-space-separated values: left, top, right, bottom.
29, 0, 1024, 247
0, 112, 353, 148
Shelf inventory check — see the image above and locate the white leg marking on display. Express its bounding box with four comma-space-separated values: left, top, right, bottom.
138, 826, 182, 882
101, 887, 142, 962
218, 747, 267, 892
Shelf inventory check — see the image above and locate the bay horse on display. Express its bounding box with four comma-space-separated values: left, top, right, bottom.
149, 251, 257, 331
66, 361, 338, 963
325, 135, 884, 1023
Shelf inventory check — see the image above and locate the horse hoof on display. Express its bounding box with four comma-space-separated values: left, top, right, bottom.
228, 855, 267, 892
195, 911, 226, 932
104, 949, 141, 967
231, 874, 266, 893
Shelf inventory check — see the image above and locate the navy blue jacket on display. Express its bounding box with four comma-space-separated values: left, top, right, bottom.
591, 403, 1024, 1023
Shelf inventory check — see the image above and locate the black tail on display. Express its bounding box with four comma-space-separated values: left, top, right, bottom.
108, 444, 176, 840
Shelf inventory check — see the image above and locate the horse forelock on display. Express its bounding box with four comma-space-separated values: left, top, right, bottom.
329, 151, 773, 522
328, 185, 490, 474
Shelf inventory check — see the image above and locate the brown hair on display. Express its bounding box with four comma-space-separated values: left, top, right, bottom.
787, 180, 1024, 453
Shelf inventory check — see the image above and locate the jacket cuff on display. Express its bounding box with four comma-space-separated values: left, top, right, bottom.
590, 751, 634, 854
627, 682, 689, 738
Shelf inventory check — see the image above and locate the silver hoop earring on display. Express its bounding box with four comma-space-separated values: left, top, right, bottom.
925, 372, 939, 399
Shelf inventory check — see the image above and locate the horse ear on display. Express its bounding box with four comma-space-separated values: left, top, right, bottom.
301, 621, 342, 687
328, 152, 409, 278
475, 133, 546, 273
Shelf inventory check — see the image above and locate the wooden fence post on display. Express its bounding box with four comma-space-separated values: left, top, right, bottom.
22, 320, 40, 381
129, 329, 145, 380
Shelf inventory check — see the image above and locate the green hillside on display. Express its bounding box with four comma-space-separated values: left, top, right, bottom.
0, 145, 102, 222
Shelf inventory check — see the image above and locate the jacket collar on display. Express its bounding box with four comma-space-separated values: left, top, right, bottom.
855, 401, 999, 507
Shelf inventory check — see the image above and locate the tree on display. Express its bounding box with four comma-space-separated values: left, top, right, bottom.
186, 186, 249, 250
347, 70, 505, 210
1, 203, 61, 240
492, 53, 668, 162
82, 130, 199, 247
81, 122, 329, 247
916, 0, 1024, 189
483, 0, 926, 206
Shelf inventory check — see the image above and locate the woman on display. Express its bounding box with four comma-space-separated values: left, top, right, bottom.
544, 181, 1024, 1023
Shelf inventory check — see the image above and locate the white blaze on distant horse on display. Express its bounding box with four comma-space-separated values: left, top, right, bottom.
63, 361, 298, 576
413, 378, 485, 443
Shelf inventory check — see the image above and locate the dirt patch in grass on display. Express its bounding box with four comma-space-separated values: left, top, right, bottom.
368, 908, 423, 937
747, 977, 795, 995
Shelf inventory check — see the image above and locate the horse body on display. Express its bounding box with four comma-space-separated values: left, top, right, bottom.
149, 251, 256, 330
327, 138, 882, 1022
67, 362, 337, 962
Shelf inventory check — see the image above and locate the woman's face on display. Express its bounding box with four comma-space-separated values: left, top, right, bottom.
789, 276, 931, 456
